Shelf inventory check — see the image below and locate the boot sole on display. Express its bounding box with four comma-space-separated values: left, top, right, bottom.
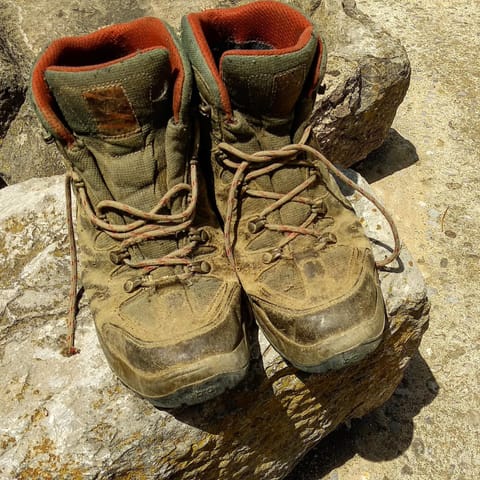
260, 319, 383, 374
104, 333, 250, 409
147, 335, 250, 408
286, 334, 383, 373
251, 300, 385, 374
148, 365, 247, 408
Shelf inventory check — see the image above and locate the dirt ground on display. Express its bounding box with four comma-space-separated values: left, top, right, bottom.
288, 1, 480, 479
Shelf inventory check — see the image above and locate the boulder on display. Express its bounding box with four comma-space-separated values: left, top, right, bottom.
0, 173, 429, 479
0, 55, 24, 141
0, 5, 26, 142
0, 101, 66, 185
310, 0, 411, 166
0, 0, 410, 184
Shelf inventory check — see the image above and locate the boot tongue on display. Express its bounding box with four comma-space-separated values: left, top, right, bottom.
219, 38, 317, 118
45, 48, 172, 137
219, 38, 319, 251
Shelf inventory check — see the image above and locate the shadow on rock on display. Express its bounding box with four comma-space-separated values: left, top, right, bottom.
372, 238, 405, 274
167, 319, 306, 477
164, 299, 302, 452
286, 352, 438, 479
354, 128, 419, 183
166, 317, 270, 431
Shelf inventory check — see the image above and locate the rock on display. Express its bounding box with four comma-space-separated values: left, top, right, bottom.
309, 0, 411, 167
0, 6, 26, 142
0, 0, 147, 84
0, 173, 429, 479
0, 0, 409, 184
0, 55, 24, 141
0, 100, 66, 185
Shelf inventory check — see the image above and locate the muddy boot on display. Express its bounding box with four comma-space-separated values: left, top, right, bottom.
31, 17, 249, 407
182, 2, 397, 373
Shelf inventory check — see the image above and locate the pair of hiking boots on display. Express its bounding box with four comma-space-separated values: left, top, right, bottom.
31, 1, 398, 408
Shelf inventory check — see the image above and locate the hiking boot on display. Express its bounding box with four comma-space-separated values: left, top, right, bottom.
182, 2, 396, 373
31, 17, 249, 407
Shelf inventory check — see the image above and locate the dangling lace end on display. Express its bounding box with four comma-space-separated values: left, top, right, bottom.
61, 343, 80, 357
62, 348, 80, 357
62, 291, 81, 357
63, 172, 81, 357
62, 347, 80, 357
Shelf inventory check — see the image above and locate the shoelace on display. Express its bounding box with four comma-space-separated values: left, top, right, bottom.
62, 127, 401, 356
217, 126, 401, 270
63, 155, 207, 357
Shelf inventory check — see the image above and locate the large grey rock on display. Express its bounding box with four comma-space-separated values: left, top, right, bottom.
0, 173, 428, 479
0, 0, 147, 85
0, 56, 24, 141
309, 0, 411, 166
0, 0, 409, 184
0, 30, 25, 140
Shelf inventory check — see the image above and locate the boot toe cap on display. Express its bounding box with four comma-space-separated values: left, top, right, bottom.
251, 255, 385, 373
97, 281, 250, 407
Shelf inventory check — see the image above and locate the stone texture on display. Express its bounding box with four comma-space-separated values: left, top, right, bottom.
0, 4, 26, 142
0, 0, 146, 83
309, 0, 411, 167
0, 101, 65, 185
0, 55, 24, 141
0, 173, 428, 479
287, 0, 480, 478
0, 0, 410, 185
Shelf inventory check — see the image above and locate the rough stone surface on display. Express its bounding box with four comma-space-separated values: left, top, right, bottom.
288, 1, 480, 478
309, 0, 410, 167
0, 55, 24, 141
0, 5, 26, 141
0, 173, 428, 479
0, 0, 409, 184
0, 101, 65, 185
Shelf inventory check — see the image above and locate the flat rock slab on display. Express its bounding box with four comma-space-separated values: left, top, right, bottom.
0, 173, 428, 479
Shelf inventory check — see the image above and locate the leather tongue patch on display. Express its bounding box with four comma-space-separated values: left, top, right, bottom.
222, 54, 308, 117
83, 84, 139, 136
272, 65, 307, 116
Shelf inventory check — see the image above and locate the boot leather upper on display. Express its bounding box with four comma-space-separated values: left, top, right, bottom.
182, 2, 385, 368
31, 17, 248, 401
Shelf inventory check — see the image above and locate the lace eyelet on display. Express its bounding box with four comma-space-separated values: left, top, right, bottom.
225, 115, 239, 126
43, 133, 55, 144
325, 232, 337, 244
124, 277, 143, 293
188, 229, 209, 244
263, 248, 282, 264
199, 103, 211, 118
311, 200, 327, 216
110, 250, 130, 265
248, 217, 266, 234
189, 261, 211, 274
316, 232, 337, 246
